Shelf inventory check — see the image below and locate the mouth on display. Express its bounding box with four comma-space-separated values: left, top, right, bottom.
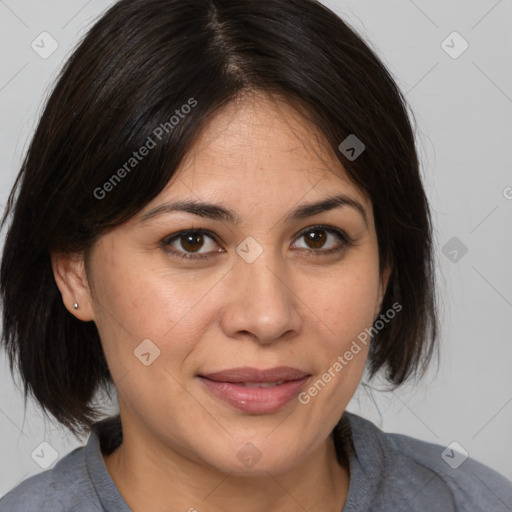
197, 366, 311, 414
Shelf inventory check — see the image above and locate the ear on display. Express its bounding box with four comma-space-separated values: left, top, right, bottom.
51, 251, 95, 321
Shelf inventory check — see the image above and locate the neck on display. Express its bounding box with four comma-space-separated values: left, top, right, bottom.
103, 415, 350, 512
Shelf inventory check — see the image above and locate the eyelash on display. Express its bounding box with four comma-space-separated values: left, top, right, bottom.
161, 225, 355, 261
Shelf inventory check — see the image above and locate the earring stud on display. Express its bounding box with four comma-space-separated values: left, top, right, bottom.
73, 302, 79, 310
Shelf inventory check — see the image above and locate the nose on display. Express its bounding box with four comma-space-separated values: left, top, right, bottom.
219, 248, 303, 345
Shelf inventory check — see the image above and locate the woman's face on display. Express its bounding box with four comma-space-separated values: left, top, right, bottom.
79, 94, 388, 474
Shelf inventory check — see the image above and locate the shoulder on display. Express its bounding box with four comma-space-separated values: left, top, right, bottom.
343, 412, 512, 511
0, 443, 101, 512
385, 430, 512, 511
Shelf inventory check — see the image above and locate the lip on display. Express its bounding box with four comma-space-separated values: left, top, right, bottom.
198, 366, 310, 414
200, 366, 309, 383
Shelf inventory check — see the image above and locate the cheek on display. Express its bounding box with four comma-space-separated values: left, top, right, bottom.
314, 255, 382, 347
89, 253, 221, 377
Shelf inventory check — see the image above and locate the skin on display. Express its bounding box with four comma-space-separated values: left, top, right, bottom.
52, 92, 390, 512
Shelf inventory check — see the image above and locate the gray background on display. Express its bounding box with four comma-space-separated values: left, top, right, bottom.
1, 0, 511, 496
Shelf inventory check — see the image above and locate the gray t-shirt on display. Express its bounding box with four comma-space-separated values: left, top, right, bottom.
1, 412, 511, 511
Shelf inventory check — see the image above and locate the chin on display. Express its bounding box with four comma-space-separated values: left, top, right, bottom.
200, 435, 310, 476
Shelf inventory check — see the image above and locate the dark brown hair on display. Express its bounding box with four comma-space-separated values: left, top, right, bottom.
0, 0, 437, 434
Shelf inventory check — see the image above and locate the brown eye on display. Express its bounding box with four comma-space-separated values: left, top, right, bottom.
163, 230, 221, 259
304, 229, 327, 249
292, 226, 352, 255
179, 232, 204, 253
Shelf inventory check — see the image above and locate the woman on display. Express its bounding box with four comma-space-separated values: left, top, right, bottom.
0, 0, 510, 510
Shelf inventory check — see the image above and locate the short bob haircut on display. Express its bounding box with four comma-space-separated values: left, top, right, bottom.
1, 0, 437, 435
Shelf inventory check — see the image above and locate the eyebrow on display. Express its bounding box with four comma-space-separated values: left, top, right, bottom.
138, 194, 367, 226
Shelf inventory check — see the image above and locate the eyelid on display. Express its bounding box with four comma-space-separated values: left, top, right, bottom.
161, 229, 222, 260
294, 224, 354, 244
291, 224, 355, 256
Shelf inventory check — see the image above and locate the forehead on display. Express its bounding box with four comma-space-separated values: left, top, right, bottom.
142, 95, 372, 224
165, 93, 369, 207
